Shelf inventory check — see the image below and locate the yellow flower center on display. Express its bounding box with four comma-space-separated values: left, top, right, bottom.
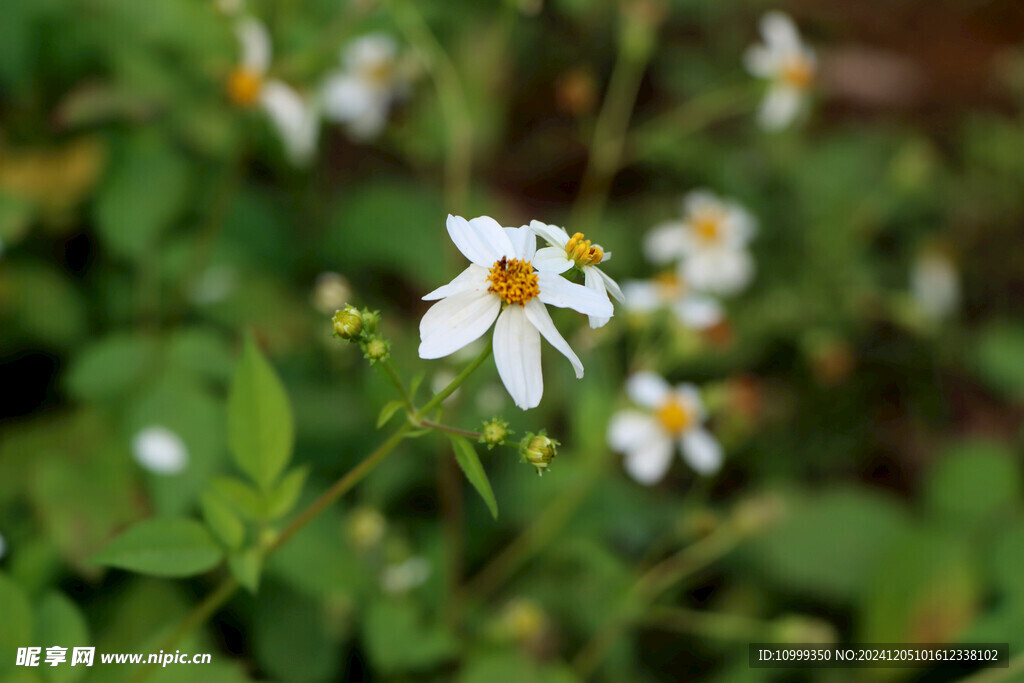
565, 232, 604, 266
364, 60, 395, 86
227, 68, 263, 107
781, 57, 814, 90
691, 210, 724, 245
655, 397, 693, 434
653, 271, 686, 300
487, 257, 540, 305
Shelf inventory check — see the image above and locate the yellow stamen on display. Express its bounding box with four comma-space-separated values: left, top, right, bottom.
655, 397, 693, 434
781, 57, 814, 89
565, 232, 604, 266
227, 68, 263, 107
487, 257, 540, 306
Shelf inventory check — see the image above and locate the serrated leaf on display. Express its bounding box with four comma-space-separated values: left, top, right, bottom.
91, 518, 223, 578
266, 467, 309, 520
228, 335, 294, 490
449, 436, 498, 519
211, 476, 265, 520
229, 549, 262, 593
377, 400, 406, 429
200, 490, 246, 550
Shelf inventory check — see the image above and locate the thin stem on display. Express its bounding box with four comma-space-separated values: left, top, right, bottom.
418, 419, 482, 440
417, 341, 492, 418
380, 358, 414, 411
643, 606, 775, 643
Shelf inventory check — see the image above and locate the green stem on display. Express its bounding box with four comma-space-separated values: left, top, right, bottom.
644, 605, 775, 642
380, 358, 414, 411
418, 419, 482, 440
417, 341, 492, 418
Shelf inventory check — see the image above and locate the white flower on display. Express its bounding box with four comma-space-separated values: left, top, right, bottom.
644, 190, 756, 296
622, 272, 723, 330
312, 271, 352, 315
215, 0, 243, 15
322, 34, 408, 140
419, 215, 614, 410
744, 11, 816, 130
911, 248, 960, 319
230, 17, 319, 166
608, 372, 723, 484
529, 220, 624, 328
381, 556, 431, 595
132, 426, 189, 475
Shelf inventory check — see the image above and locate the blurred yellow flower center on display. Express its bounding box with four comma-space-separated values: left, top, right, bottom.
565, 232, 604, 266
655, 397, 693, 434
488, 257, 539, 305
781, 57, 814, 89
364, 60, 395, 86
692, 211, 724, 244
228, 68, 263, 106
654, 271, 686, 300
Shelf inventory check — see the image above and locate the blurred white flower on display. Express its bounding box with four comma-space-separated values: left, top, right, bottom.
419, 215, 612, 410
190, 264, 238, 304
645, 190, 756, 296
609, 372, 723, 484
745, 11, 816, 130
230, 17, 319, 165
911, 248, 960, 319
215, 0, 243, 15
622, 272, 723, 330
529, 221, 624, 328
322, 34, 409, 140
132, 426, 189, 475
381, 556, 431, 595
313, 272, 353, 315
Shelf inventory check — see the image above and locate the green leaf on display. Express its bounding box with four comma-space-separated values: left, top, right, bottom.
974, 321, 1024, 401
0, 574, 32, 674
363, 599, 457, 674
377, 400, 406, 429
449, 436, 498, 519
91, 518, 223, 578
266, 467, 309, 520
35, 592, 90, 683
254, 582, 341, 683
924, 440, 1021, 526
229, 549, 262, 594
65, 332, 158, 401
228, 335, 294, 490
92, 131, 190, 260
408, 372, 426, 400
210, 476, 265, 520
200, 491, 246, 551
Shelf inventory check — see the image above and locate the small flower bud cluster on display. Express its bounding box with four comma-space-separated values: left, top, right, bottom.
332, 305, 389, 364
479, 418, 512, 449
520, 431, 559, 475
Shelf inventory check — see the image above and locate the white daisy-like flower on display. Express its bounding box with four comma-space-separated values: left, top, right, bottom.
381, 556, 431, 595
529, 221, 624, 328
419, 215, 614, 410
744, 11, 816, 131
622, 272, 723, 330
911, 248, 960, 320
322, 33, 409, 141
608, 372, 723, 485
644, 190, 756, 296
312, 271, 353, 315
132, 426, 189, 475
229, 17, 319, 166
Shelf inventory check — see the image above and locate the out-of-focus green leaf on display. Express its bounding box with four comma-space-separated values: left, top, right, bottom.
973, 322, 1024, 401
265, 467, 309, 520
264, 510, 369, 599
377, 399, 405, 428
363, 598, 458, 674
200, 490, 245, 551
91, 518, 223, 578
210, 476, 265, 521
0, 263, 88, 348
229, 549, 262, 594
166, 327, 235, 385
92, 132, 190, 260
450, 436, 498, 519
34, 592, 89, 683
228, 335, 294, 490
459, 651, 577, 683
990, 522, 1024, 604
254, 582, 340, 683
924, 440, 1021, 526
744, 487, 913, 601
65, 332, 159, 401
0, 574, 33, 674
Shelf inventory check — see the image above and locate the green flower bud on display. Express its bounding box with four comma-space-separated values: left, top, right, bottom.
332, 305, 363, 340
360, 309, 380, 334
479, 418, 511, 449
521, 432, 559, 475
362, 336, 390, 364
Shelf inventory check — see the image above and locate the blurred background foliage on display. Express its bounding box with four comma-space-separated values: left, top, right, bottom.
2, 0, 1024, 681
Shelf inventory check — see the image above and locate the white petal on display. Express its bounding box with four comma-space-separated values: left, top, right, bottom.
761, 11, 801, 52
536, 272, 613, 318
758, 86, 803, 131
627, 371, 670, 409
422, 265, 489, 301
524, 298, 583, 379
528, 220, 569, 249
345, 33, 398, 72
682, 189, 723, 217
673, 294, 723, 330
132, 426, 189, 475
622, 280, 661, 312
236, 17, 271, 74
321, 73, 376, 123
624, 433, 674, 485
493, 306, 543, 410
744, 45, 778, 78
680, 428, 723, 475
533, 246, 574, 274
504, 226, 536, 261
721, 203, 757, 248
684, 249, 755, 295
644, 222, 688, 264
418, 289, 500, 359
673, 384, 706, 420
446, 215, 513, 267
608, 410, 659, 452
260, 81, 319, 166
596, 267, 624, 302
583, 267, 611, 329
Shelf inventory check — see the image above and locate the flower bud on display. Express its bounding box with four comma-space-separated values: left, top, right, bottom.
360, 309, 380, 334
332, 305, 363, 340
362, 336, 390, 364
346, 507, 387, 550
521, 432, 559, 475
479, 418, 511, 449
